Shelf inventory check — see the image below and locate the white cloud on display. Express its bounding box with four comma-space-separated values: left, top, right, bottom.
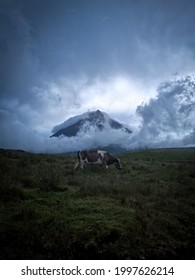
23, 74, 160, 140
39, 75, 156, 131
79, 76, 151, 113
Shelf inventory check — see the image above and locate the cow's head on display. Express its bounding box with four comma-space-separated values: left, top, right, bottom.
115, 158, 122, 169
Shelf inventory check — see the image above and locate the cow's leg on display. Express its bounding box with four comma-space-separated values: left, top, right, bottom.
74, 160, 85, 170
80, 160, 85, 169
74, 161, 80, 170
101, 162, 108, 169
101, 158, 108, 169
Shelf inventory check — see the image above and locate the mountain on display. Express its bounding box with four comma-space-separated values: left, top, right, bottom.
50, 110, 132, 138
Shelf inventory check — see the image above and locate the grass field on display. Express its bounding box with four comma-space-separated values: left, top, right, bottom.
0, 148, 195, 260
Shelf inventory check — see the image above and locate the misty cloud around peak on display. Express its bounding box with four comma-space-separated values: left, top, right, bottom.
48, 75, 195, 152
0, 75, 194, 153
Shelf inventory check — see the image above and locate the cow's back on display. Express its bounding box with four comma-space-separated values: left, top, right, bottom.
79, 150, 102, 162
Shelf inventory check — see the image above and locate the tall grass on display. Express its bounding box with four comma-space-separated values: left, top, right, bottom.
0, 148, 195, 259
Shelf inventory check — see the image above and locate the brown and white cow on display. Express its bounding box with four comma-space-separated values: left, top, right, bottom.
74, 150, 122, 170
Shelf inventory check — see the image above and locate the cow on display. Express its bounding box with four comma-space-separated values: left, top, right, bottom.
74, 150, 122, 170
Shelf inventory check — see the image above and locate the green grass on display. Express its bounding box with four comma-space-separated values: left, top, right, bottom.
0, 148, 195, 259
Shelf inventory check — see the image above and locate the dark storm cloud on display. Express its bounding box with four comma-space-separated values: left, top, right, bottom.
1, 0, 195, 93
0, 0, 39, 102
0, 0, 195, 151
2, 0, 195, 81
20, 0, 195, 79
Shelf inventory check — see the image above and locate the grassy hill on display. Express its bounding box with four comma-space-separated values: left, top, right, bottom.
0, 148, 195, 259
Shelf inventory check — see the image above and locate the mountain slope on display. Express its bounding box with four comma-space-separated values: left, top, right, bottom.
50, 110, 132, 138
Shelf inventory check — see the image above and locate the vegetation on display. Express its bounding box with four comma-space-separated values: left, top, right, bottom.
0, 148, 195, 260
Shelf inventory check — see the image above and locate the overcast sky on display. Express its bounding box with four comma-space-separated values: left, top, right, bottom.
0, 0, 195, 152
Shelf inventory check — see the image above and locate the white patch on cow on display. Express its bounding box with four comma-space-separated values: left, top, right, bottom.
97, 150, 107, 158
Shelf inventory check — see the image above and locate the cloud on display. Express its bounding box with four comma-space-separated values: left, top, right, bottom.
0, 75, 194, 153
78, 76, 149, 114
128, 75, 195, 148
29, 75, 152, 132
0, 3, 39, 102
